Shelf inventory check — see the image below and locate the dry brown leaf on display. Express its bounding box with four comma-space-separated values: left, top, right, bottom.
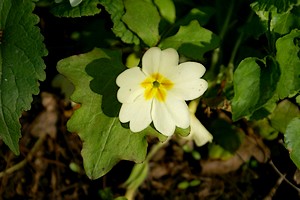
200, 135, 270, 175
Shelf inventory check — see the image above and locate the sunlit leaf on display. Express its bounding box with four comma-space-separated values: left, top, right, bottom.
122, 0, 160, 47
0, 0, 47, 154
159, 20, 220, 60
57, 48, 165, 179
154, 0, 176, 24
285, 117, 300, 168
57, 49, 145, 179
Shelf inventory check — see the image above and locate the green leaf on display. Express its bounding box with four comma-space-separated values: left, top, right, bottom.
100, 0, 140, 45
57, 48, 165, 179
122, 0, 160, 47
251, 0, 298, 13
51, 0, 101, 17
285, 117, 300, 168
276, 29, 300, 99
272, 9, 300, 35
159, 20, 220, 60
154, 0, 176, 24
232, 57, 280, 121
0, 0, 47, 154
269, 100, 300, 133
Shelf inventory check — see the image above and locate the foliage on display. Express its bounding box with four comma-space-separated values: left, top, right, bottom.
1, 0, 300, 187
0, 0, 47, 155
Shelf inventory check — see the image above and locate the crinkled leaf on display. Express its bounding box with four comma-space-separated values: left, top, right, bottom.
51, 0, 101, 17
251, 3, 300, 35
122, 0, 160, 47
231, 57, 280, 121
251, 0, 298, 13
159, 20, 220, 60
99, 0, 140, 45
269, 100, 300, 133
0, 0, 47, 154
285, 117, 300, 168
57, 48, 165, 179
276, 29, 300, 99
154, 0, 176, 24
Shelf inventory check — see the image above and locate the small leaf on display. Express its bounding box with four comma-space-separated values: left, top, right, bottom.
100, 0, 140, 45
154, 0, 176, 23
159, 20, 220, 60
269, 100, 300, 133
276, 29, 300, 99
51, 0, 101, 17
57, 48, 149, 179
231, 57, 280, 121
285, 117, 300, 168
0, 0, 47, 154
122, 0, 160, 47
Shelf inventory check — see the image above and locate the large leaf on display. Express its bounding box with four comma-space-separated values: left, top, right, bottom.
99, 0, 140, 45
51, 0, 101, 17
57, 48, 165, 179
231, 57, 280, 121
122, 0, 161, 47
0, 0, 47, 154
159, 20, 220, 60
276, 29, 300, 99
285, 117, 300, 169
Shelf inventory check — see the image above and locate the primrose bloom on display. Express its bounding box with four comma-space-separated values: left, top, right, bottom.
116, 47, 208, 136
185, 101, 213, 146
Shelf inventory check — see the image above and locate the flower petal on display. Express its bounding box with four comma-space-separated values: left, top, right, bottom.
171, 79, 208, 100
119, 97, 152, 132
176, 62, 206, 79
116, 67, 146, 103
190, 114, 213, 146
117, 86, 144, 103
142, 47, 162, 76
116, 67, 146, 87
158, 48, 179, 77
152, 99, 176, 136
165, 93, 190, 128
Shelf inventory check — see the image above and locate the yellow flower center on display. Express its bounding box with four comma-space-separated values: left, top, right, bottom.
140, 73, 174, 102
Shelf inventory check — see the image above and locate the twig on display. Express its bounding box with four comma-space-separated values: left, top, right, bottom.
0, 134, 46, 178
269, 160, 300, 193
263, 171, 285, 200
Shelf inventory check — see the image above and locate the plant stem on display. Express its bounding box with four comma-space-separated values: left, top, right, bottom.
0, 135, 46, 178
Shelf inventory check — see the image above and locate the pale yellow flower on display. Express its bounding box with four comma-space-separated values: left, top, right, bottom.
116, 47, 208, 136
185, 100, 213, 146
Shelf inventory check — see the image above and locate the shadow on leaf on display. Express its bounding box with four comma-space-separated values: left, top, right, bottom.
86, 55, 126, 118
